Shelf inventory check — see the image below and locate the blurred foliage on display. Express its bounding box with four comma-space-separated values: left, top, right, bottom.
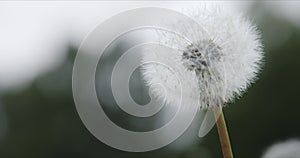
1, 3, 300, 158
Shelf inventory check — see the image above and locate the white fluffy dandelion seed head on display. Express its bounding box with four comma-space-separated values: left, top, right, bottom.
141, 4, 264, 109
262, 139, 300, 158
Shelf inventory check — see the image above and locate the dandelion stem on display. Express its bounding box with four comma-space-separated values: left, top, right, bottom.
213, 106, 233, 158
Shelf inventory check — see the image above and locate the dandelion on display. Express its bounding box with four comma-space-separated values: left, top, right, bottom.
262, 139, 300, 158
141, 3, 264, 158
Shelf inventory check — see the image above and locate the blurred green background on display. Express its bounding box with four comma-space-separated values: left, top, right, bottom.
0, 2, 300, 158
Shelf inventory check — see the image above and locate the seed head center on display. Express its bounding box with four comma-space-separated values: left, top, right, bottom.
182, 40, 222, 75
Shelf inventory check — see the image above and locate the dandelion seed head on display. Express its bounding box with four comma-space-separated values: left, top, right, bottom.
141, 3, 264, 109
262, 139, 300, 158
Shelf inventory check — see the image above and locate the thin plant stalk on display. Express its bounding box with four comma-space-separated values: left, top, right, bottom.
213, 106, 233, 158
